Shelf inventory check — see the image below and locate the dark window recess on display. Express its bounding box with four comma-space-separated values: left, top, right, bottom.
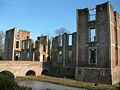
43, 45, 46, 52
15, 56, 18, 60
89, 28, 96, 42
89, 48, 96, 64
16, 41, 19, 48
43, 55, 45, 61
27, 36, 30, 39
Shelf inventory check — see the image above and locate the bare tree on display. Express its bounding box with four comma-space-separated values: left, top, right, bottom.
54, 27, 70, 47
0, 31, 5, 60
55, 27, 70, 36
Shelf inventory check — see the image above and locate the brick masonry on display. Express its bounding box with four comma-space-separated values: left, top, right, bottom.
2, 1, 120, 85
75, 2, 120, 85
0, 61, 43, 77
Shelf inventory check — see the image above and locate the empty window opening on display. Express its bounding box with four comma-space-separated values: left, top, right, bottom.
58, 51, 62, 61
59, 51, 62, 57
115, 46, 118, 66
68, 35, 72, 45
89, 28, 96, 42
89, 48, 96, 64
59, 36, 62, 46
43, 55, 45, 61
27, 36, 30, 39
90, 15, 96, 21
43, 45, 46, 52
15, 53, 20, 60
89, 9, 96, 21
16, 41, 19, 48
15, 56, 18, 61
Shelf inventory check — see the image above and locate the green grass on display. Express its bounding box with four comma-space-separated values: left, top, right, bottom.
16, 75, 119, 90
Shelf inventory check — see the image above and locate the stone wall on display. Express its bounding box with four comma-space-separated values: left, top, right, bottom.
0, 61, 43, 77
50, 32, 76, 78
111, 9, 120, 85
75, 67, 112, 84
112, 66, 120, 84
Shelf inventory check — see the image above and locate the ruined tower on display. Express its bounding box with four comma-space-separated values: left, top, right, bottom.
35, 36, 50, 62
3, 28, 31, 61
75, 2, 120, 84
3, 28, 50, 62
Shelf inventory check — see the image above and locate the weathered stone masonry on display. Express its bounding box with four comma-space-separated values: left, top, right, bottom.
2, 2, 120, 85
75, 2, 120, 85
3, 28, 31, 61
50, 33, 77, 77
49, 1, 120, 85
3, 28, 50, 62
0, 61, 43, 77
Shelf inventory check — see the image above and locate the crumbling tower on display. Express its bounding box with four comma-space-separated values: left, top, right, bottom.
3, 28, 30, 61
75, 2, 120, 84
35, 36, 50, 62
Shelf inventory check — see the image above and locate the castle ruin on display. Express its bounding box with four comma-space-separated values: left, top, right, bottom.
3, 28, 50, 62
3, 2, 120, 85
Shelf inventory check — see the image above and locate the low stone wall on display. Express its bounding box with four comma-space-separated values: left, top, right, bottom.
50, 66, 75, 79
75, 67, 112, 84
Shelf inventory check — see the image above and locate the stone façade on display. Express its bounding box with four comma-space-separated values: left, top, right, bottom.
75, 2, 120, 85
3, 28, 50, 62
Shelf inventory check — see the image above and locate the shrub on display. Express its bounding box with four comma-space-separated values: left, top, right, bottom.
0, 76, 31, 90
0, 76, 16, 90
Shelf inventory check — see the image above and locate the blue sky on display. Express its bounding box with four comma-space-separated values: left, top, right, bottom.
0, 0, 120, 40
